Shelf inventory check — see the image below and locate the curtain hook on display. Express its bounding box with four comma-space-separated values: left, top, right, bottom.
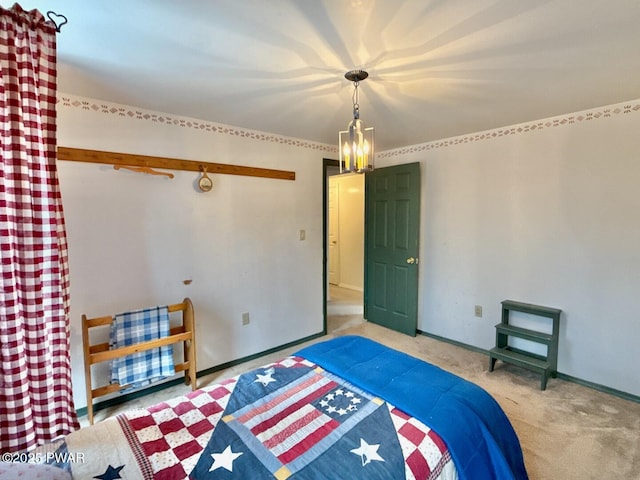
46, 11, 68, 33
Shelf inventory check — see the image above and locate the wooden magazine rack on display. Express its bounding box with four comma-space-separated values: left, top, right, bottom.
82, 298, 196, 424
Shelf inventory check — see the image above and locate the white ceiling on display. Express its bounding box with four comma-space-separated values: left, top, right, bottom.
10, 0, 640, 150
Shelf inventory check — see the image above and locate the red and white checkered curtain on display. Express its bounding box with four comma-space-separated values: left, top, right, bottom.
0, 4, 79, 452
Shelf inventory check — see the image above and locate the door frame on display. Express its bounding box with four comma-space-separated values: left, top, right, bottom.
322, 158, 340, 335
324, 160, 419, 335
328, 182, 340, 286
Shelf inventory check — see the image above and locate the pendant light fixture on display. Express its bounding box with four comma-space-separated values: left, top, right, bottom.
339, 70, 374, 174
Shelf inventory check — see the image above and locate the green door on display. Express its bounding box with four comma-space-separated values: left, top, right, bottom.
365, 162, 421, 336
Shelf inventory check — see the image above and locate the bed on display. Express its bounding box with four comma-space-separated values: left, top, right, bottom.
19, 335, 528, 479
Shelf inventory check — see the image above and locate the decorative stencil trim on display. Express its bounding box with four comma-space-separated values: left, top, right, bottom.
57, 94, 337, 153
58, 94, 640, 158
378, 101, 640, 159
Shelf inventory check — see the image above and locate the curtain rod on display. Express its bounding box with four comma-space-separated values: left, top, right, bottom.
46, 11, 67, 32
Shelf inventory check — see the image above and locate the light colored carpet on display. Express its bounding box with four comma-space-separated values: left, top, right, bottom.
340, 321, 640, 480
84, 320, 640, 479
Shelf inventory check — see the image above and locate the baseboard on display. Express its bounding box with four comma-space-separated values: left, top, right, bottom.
417, 329, 640, 404
554, 372, 640, 404
77, 328, 639, 417
196, 331, 325, 379
76, 331, 326, 418
417, 329, 490, 356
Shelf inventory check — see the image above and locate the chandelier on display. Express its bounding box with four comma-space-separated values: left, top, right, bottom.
339, 70, 374, 174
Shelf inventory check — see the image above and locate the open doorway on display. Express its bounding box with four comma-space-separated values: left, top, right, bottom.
323, 159, 365, 334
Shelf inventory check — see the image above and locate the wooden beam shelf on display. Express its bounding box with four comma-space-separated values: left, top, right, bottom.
57, 147, 296, 181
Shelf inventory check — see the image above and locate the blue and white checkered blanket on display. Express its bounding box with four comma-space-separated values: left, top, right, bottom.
109, 305, 175, 390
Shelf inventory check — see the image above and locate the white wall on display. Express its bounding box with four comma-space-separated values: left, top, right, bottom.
329, 174, 364, 290
378, 100, 640, 397
58, 94, 640, 402
57, 95, 330, 409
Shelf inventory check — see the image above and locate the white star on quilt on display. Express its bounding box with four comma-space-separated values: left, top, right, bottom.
254, 367, 276, 386
210, 445, 243, 472
350, 438, 385, 466
320, 388, 361, 416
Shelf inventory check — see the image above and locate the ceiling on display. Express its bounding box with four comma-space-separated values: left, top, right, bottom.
9, 0, 640, 151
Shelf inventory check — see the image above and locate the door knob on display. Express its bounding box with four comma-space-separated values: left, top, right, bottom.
406, 257, 416, 264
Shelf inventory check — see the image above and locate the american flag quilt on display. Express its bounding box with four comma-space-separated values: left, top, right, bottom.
298, 336, 528, 480
39, 355, 457, 480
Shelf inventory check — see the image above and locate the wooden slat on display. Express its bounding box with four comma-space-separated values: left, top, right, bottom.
87, 305, 187, 329
182, 298, 197, 390
57, 147, 295, 181
174, 362, 188, 373
86, 315, 113, 328
92, 383, 123, 398
91, 362, 191, 397
168, 303, 187, 313
89, 326, 186, 354
169, 325, 186, 335
90, 332, 192, 364
82, 313, 95, 425
89, 342, 109, 355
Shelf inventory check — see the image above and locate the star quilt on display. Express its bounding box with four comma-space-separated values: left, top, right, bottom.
34, 355, 455, 479
28, 336, 526, 479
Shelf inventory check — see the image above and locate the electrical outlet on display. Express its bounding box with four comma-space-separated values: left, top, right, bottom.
242, 312, 250, 326
474, 305, 483, 318
299, 229, 306, 241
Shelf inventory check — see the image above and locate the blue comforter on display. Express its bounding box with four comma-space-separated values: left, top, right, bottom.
296, 336, 528, 480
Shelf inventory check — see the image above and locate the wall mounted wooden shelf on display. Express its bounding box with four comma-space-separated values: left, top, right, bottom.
57, 147, 296, 181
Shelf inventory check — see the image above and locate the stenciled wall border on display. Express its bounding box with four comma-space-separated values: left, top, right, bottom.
378, 100, 640, 159
59, 94, 640, 158
58, 94, 338, 154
